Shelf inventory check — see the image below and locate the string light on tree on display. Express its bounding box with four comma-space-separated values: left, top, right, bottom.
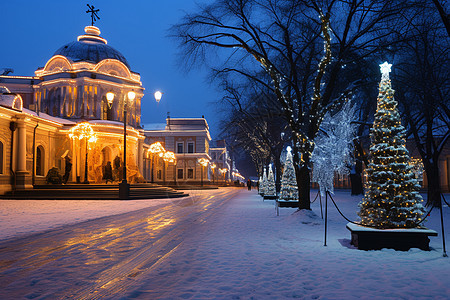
280, 146, 298, 200
265, 164, 276, 198
358, 62, 425, 229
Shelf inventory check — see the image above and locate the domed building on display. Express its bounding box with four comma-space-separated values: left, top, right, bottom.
0, 25, 147, 192
35, 25, 143, 125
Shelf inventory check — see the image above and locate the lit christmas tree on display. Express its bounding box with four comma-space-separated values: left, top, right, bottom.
260, 167, 267, 196
265, 164, 277, 198
358, 62, 425, 229
258, 175, 264, 195
280, 146, 298, 200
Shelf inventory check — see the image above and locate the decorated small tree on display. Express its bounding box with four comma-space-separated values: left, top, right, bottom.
280, 146, 298, 200
258, 175, 264, 195
265, 164, 277, 198
260, 167, 267, 196
311, 100, 356, 196
358, 62, 425, 229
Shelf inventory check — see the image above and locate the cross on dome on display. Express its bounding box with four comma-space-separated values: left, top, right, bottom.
380, 61, 392, 81
86, 4, 100, 26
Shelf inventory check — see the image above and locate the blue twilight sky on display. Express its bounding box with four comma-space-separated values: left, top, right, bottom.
0, 0, 222, 136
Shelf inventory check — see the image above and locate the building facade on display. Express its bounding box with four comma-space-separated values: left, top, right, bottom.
0, 25, 146, 194
144, 118, 214, 185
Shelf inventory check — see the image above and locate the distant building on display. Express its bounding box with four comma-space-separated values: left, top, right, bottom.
144, 118, 213, 184
210, 139, 232, 183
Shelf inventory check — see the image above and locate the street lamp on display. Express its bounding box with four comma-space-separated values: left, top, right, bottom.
119, 91, 136, 199
219, 168, 227, 185
148, 142, 166, 183
106, 92, 114, 108
211, 163, 216, 184
163, 151, 176, 185
197, 158, 209, 186
154, 91, 163, 103
69, 122, 97, 184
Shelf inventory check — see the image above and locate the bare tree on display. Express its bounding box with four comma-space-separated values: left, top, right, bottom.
394, 7, 450, 206
172, 0, 410, 209
219, 81, 289, 190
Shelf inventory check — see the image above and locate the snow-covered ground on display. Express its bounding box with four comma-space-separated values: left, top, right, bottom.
0, 198, 171, 241
122, 189, 450, 299
1, 188, 449, 299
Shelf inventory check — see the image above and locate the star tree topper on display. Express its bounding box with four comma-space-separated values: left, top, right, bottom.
379, 61, 392, 81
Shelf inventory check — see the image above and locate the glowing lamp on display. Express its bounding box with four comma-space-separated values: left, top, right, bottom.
154, 91, 162, 103
106, 92, 114, 108
128, 91, 136, 102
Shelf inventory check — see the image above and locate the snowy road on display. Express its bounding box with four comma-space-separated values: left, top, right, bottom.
0, 188, 241, 299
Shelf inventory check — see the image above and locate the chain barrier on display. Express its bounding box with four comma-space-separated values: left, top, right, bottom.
310, 191, 320, 204
325, 191, 434, 229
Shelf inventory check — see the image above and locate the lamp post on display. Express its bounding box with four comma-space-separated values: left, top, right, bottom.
119, 91, 135, 199
149, 142, 166, 183
219, 168, 227, 185
69, 122, 96, 185
197, 158, 209, 186
163, 151, 176, 185
211, 163, 216, 184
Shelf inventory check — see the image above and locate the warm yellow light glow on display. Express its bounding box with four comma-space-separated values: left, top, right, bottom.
68, 122, 97, 144
154, 91, 163, 103
128, 91, 136, 101
163, 151, 176, 163
106, 92, 115, 103
211, 163, 216, 169
197, 158, 209, 167
148, 142, 165, 154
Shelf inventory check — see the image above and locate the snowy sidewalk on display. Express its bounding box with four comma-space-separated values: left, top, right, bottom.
124, 189, 450, 299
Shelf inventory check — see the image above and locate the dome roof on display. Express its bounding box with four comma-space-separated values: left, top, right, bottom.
53, 26, 130, 69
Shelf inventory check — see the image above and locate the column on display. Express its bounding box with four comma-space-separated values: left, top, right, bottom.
15, 116, 29, 189
138, 139, 144, 176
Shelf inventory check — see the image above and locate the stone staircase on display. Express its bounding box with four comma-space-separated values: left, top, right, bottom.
1, 183, 188, 200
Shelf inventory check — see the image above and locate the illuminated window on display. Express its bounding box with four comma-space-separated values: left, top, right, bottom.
157, 170, 162, 180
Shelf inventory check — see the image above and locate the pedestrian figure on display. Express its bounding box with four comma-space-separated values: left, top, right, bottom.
62, 156, 72, 184
103, 161, 114, 184
247, 179, 252, 191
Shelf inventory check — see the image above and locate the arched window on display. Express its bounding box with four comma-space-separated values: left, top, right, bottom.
0, 141, 3, 174
36, 146, 45, 176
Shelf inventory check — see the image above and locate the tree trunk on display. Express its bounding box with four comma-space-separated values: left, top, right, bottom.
292, 140, 311, 210
297, 164, 311, 209
274, 155, 282, 193
424, 159, 442, 207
